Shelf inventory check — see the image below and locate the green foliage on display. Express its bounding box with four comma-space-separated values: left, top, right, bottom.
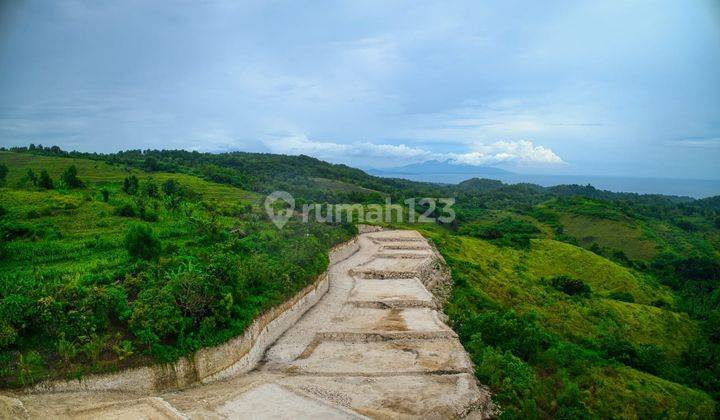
459, 217, 539, 249
549, 275, 592, 296
123, 175, 139, 195
0, 164, 7, 185
60, 165, 84, 189
143, 179, 158, 197
114, 201, 137, 217
162, 178, 180, 196
38, 169, 53, 189
429, 229, 717, 418
1, 146, 718, 417
608, 291, 635, 303
144, 156, 160, 172
19, 168, 37, 188
123, 224, 161, 260
0, 151, 351, 387
101, 188, 110, 202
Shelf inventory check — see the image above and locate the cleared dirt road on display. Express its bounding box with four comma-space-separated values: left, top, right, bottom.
9, 230, 491, 419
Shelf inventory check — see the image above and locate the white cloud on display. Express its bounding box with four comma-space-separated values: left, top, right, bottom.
448, 140, 565, 166
667, 137, 720, 148
262, 135, 564, 168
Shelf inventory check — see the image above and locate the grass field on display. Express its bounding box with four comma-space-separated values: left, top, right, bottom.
558, 213, 658, 260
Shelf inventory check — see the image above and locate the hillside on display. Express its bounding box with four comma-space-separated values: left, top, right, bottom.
415, 227, 716, 418
1, 147, 719, 417
0, 151, 355, 386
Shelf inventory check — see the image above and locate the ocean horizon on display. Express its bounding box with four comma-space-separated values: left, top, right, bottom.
379, 172, 720, 199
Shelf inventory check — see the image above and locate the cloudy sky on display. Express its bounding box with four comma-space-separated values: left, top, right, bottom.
1, 0, 719, 178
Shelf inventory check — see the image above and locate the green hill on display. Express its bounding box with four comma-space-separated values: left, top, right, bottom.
415, 226, 716, 418
1, 146, 718, 417
0, 152, 354, 386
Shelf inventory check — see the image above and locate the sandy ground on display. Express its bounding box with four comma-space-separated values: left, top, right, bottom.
3, 230, 491, 419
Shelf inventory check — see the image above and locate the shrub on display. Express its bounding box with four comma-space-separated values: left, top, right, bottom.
144, 156, 160, 172
140, 208, 158, 222
61, 165, 84, 188
608, 291, 635, 303
0, 222, 36, 241
20, 168, 37, 188
162, 179, 180, 196
632, 343, 665, 374
0, 163, 7, 185
16, 351, 45, 386
456, 310, 552, 362
123, 175, 139, 195
38, 169, 54, 189
123, 224, 161, 260
101, 188, 110, 202
472, 346, 536, 409
114, 202, 137, 217
549, 275, 591, 296
143, 179, 158, 197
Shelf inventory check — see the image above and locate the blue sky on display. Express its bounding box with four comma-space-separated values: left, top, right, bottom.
1, 0, 719, 178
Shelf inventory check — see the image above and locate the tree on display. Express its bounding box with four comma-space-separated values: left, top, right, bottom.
143, 179, 158, 197
162, 179, 180, 196
123, 224, 161, 260
123, 175, 139, 195
144, 157, 160, 172
37, 169, 54, 189
0, 164, 8, 186
61, 165, 84, 188
24, 168, 37, 187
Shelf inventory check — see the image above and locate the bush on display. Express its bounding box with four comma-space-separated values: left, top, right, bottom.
123, 224, 161, 260
608, 291, 635, 303
114, 202, 137, 217
20, 168, 37, 188
549, 275, 591, 296
38, 169, 54, 189
123, 175, 139, 195
0, 164, 7, 185
61, 165, 84, 188
0, 222, 36, 241
472, 346, 536, 409
143, 179, 158, 197
144, 156, 160, 172
101, 189, 110, 202
162, 179, 180, 196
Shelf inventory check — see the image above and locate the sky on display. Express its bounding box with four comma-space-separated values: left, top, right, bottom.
0, 0, 719, 179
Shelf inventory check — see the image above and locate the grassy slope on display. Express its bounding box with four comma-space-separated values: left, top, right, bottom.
0, 151, 258, 204
415, 226, 714, 417
0, 152, 355, 386
311, 177, 388, 196
0, 151, 259, 281
559, 214, 658, 260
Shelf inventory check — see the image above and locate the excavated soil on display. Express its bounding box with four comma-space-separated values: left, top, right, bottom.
4, 230, 492, 419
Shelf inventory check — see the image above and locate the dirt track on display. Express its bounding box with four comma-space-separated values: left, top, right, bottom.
5, 230, 492, 419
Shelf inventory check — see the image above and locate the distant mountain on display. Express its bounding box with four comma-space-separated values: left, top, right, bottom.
367, 160, 513, 177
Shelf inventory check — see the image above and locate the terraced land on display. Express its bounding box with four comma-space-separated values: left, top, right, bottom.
8, 230, 492, 419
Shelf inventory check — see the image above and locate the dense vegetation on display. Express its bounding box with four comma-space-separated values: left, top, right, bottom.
0, 150, 354, 386
1, 145, 719, 418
